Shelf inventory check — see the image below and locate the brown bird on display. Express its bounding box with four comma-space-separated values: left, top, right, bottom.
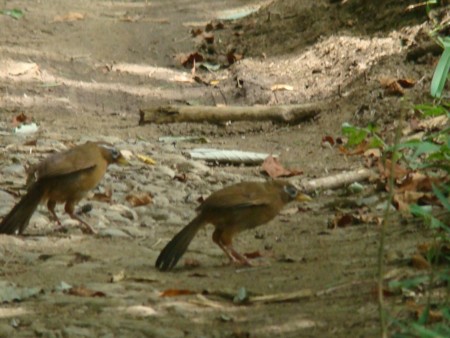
0, 141, 128, 235
155, 180, 311, 271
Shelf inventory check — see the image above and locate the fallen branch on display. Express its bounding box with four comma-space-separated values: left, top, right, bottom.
139, 103, 322, 125
249, 289, 313, 303
297, 168, 375, 193
188, 148, 276, 165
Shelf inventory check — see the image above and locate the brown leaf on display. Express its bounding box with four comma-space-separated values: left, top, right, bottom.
68, 286, 106, 297
92, 187, 112, 203
12, 112, 29, 125
396, 172, 440, 193
330, 213, 357, 228
173, 173, 188, 182
178, 52, 204, 68
321, 135, 335, 147
406, 300, 443, 323
410, 254, 431, 270
379, 77, 415, 96
53, 12, 85, 22
188, 272, 208, 278
244, 251, 263, 259
397, 78, 416, 88
338, 140, 371, 155
203, 32, 214, 44
191, 28, 203, 37
160, 289, 196, 297
93, 187, 112, 203
226, 52, 243, 65
125, 192, 152, 207
261, 155, 303, 178
24, 139, 38, 146
393, 190, 431, 211
184, 258, 201, 268
377, 159, 410, 183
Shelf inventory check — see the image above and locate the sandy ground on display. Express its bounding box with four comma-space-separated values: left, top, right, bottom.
0, 0, 442, 337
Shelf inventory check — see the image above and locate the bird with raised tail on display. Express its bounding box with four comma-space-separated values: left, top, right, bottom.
0, 141, 128, 235
155, 180, 311, 271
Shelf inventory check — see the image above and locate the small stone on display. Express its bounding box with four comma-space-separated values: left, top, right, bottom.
98, 228, 130, 238
155, 165, 175, 178
109, 204, 138, 221
62, 326, 92, 337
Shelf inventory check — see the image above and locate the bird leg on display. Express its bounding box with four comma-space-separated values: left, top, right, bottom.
64, 202, 97, 235
212, 231, 252, 266
47, 200, 62, 225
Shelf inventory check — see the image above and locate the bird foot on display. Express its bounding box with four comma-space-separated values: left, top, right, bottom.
79, 224, 97, 235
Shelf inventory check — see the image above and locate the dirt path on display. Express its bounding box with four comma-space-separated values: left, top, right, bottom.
0, 0, 437, 337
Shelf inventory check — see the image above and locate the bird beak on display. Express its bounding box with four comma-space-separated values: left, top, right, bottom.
296, 193, 312, 202
116, 153, 129, 166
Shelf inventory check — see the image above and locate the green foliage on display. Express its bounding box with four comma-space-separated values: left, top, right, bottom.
430, 44, 450, 98
0, 8, 23, 20
415, 104, 448, 117
341, 101, 450, 336
341, 122, 386, 149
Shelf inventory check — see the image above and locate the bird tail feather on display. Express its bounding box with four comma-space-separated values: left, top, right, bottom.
155, 215, 205, 271
0, 182, 44, 235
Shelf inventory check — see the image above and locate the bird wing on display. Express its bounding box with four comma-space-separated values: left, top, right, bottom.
200, 182, 274, 210
36, 142, 100, 179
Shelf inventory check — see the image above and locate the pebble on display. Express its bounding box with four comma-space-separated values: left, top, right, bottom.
62, 326, 92, 337
98, 228, 131, 238
1, 164, 26, 176
0, 323, 14, 337
109, 204, 138, 221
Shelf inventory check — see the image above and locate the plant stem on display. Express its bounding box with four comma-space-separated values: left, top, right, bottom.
377, 116, 403, 338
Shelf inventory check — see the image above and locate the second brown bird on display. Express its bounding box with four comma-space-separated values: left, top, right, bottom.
0, 141, 127, 235
155, 180, 311, 271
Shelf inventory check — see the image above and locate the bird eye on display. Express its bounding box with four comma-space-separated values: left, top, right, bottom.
283, 185, 298, 198
111, 149, 119, 159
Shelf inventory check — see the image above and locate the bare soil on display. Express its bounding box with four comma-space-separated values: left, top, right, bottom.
0, 0, 440, 337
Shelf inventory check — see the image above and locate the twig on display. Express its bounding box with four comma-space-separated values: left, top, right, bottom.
139, 103, 323, 125
297, 168, 375, 193
378, 116, 403, 338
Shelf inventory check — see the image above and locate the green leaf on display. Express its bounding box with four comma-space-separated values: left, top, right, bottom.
411, 323, 444, 338
414, 104, 448, 117
0, 8, 24, 20
341, 123, 369, 147
233, 287, 249, 304
430, 46, 450, 98
432, 183, 450, 212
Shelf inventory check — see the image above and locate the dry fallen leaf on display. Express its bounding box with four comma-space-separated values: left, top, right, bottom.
53, 12, 85, 22
271, 84, 294, 92
136, 154, 156, 165
226, 52, 243, 65
393, 190, 431, 211
110, 270, 126, 283
406, 300, 443, 323
261, 155, 303, 178
160, 289, 196, 297
184, 258, 201, 268
321, 135, 335, 147
92, 186, 112, 203
244, 251, 263, 259
410, 254, 431, 270
338, 140, 372, 156
12, 112, 29, 125
125, 192, 152, 207
68, 286, 106, 297
377, 159, 410, 184
176, 52, 204, 68
203, 32, 214, 44
379, 77, 415, 96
